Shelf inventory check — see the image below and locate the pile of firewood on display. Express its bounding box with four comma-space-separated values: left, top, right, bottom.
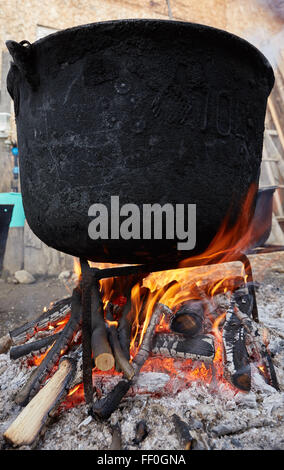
2, 276, 278, 448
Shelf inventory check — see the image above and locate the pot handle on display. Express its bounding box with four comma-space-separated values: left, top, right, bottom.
6, 40, 39, 91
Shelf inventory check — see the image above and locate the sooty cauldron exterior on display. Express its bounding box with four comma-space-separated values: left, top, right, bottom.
6, 20, 274, 264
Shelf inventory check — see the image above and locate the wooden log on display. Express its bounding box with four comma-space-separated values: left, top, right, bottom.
90, 281, 114, 371
4, 357, 76, 447
171, 300, 204, 337
92, 303, 172, 420
9, 297, 71, 346
152, 333, 215, 362
10, 333, 60, 360
15, 287, 82, 406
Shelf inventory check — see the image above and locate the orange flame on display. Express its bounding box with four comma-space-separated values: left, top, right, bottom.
30, 184, 264, 408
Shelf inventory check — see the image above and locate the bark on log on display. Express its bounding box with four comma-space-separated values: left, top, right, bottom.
92, 303, 172, 420
4, 357, 76, 447
152, 333, 215, 362
10, 333, 60, 360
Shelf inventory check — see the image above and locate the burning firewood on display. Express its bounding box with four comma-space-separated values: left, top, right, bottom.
9, 297, 72, 346
117, 299, 132, 362
90, 280, 114, 372
106, 303, 134, 380
152, 333, 215, 362
231, 290, 280, 390
92, 303, 172, 420
170, 300, 205, 337
116, 275, 148, 361
15, 287, 82, 406
222, 287, 279, 391
4, 356, 76, 447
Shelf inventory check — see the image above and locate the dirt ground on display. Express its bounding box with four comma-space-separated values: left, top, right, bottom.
0, 277, 69, 338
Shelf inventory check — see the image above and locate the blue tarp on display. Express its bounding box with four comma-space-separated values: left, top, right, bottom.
0, 193, 25, 227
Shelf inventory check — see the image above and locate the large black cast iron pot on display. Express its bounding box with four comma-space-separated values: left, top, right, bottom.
6, 20, 274, 264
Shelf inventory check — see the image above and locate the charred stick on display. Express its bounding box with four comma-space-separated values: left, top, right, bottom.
172, 414, 195, 450
116, 275, 146, 361
92, 303, 172, 420
10, 333, 61, 360
106, 303, 134, 380
9, 297, 71, 346
231, 290, 279, 390
133, 420, 149, 445
117, 295, 132, 361
15, 287, 82, 406
152, 333, 215, 362
262, 350, 280, 391
239, 253, 258, 321
108, 326, 134, 379
91, 280, 114, 371
133, 303, 172, 369
80, 259, 94, 407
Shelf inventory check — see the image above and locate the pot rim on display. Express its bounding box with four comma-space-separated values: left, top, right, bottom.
30, 18, 274, 91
